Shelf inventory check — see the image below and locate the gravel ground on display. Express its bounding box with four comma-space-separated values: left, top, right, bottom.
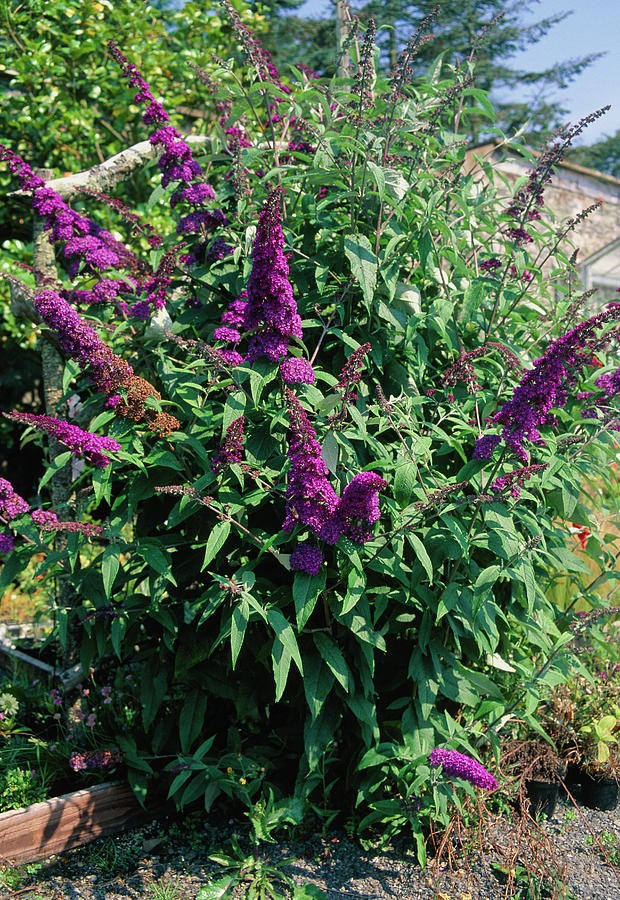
2, 796, 618, 900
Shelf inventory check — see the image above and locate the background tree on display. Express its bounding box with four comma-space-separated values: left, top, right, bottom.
283, 0, 601, 144
0, 0, 266, 493
567, 130, 620, 178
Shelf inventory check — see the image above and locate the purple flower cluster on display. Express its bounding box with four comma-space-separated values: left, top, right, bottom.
177, 208, 228, 235
213, 325, 241, 343
34, 290, 133, 394
0, 477, 30, 520
0, 147, 136, 280
244, 188, 302, 363
31, 509, 60, 528
429, 748, 497, 791
133, 242, 186, 315
4, 412, 121, 468
63, 278, 136, 307
170, 183, 215, 209
283, 388, 339, 536
333, 472, 388, 543
69, 749, 123, 772
473, 434, 502, 460
480, 257, 501, 272
595, 368, 620, 399
480, 304, 620, 463
0, 533, 15, 554
108, 42, 216, 238
148, 126, 203, 189
280, 357, 316, 386
290, 543, 324, 575
211, 416, 245, 473
283, 389, 387, 544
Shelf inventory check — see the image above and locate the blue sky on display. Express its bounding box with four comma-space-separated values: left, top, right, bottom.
295, 0, 620, 144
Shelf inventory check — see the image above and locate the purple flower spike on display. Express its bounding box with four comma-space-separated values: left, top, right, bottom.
324, 471, 388, 543
4, 412, 121, 469
473, 434, 502, 460
489, 305, 620, 463
34, 290, 133, 395
211, 416, 245, 473
108, 43, 214, 204
280, 357, 316, 385
282, 388, 339, 536
290, 544, 324, 575
429, 748, 497, 791
244, 188, 302, 363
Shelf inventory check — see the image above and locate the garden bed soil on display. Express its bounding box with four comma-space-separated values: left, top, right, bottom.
4, 798, 618, 899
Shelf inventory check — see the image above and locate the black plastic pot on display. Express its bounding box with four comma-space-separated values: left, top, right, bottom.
579, 775, 618, 811
525, 780, 559, 817
564, 762, 582, 786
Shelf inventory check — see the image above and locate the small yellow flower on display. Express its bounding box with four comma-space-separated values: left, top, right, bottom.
227, 767, 232, 773
240, 777, 247, 785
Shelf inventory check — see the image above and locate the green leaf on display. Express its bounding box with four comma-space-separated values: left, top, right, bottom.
0, 551, 28, 598
142, 668, 167, 730
266, 607, 303, 676
230, 597, 249, 669
461, 281, 486, 323
303, 654, 334, 721
127, 769, 149, 808
294, 570, 326, 631
406, 533, 433, 584
292, 884, 329, 900
366, 160, 385, 200
271, 641, 292, 702
201, 522, 231, 570
342, 567, 365, 615
38, 451, 72, 491
179, 688, 208, 753
222, 391, 246, 433
313, 633, 350, 691
321, 431, 339, 475
196, 878, 237, 899
344, 234, 377, 306
101, 546, 120, 599
137, 542, 171, 577
394, 458, 417, 509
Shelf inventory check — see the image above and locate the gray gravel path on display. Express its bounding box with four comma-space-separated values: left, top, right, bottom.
3, 797, 618, 900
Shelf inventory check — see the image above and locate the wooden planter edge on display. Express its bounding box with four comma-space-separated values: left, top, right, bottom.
0, 780, 168, 866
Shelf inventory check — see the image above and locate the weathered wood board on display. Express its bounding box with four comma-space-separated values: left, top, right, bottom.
0, 781, 162, 865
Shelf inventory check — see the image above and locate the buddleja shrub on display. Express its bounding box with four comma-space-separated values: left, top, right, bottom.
1, 7, 618, 857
